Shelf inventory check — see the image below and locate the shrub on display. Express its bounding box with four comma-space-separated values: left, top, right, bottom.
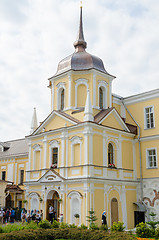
136, 222, 154, 238
69, 223, 77, 228
99, 224, 108, 231
89, 223, 99, 230
111, 221, 125, 232
78, 223, 88, 229
39, 219, 51, 229
60, 222, 69, 229
52, 220, 60, 228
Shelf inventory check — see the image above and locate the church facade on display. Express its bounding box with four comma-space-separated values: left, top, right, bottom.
0, 7, 159, 229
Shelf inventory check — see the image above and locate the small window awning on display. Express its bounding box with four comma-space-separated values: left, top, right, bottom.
133, 202, 146, 212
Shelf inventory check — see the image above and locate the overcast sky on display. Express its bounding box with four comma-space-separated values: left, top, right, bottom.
0, 0, 159, 141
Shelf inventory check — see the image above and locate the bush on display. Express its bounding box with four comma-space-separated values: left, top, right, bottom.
78, 223, 88, 229
0, 228, 137, 240
52, 220, 60, 228
99, 224, 108, 231
111, 221, 125, 232
69, 223, 77, 228
38, 219, 51, 229
89, 223, 99, 230
136, 222, 154, 238
60, 222, 69, 229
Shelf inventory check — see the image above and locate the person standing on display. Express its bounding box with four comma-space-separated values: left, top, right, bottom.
5, 209, 10, 223
0, 208, 4, 224
102, 211, 107, 225
49, 204, 54, 224
10, 208, 15, 223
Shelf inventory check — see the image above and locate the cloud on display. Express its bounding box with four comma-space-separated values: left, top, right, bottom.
0, 0, 159, 141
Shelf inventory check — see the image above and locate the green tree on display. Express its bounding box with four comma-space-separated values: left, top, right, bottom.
86, 209, 97, 227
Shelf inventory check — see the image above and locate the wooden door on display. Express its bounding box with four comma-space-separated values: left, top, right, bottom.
111, 198, 118, 225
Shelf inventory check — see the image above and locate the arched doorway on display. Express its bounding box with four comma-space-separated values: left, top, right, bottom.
46, 190, 60, 221
111, 198, 118, 225
6, 194, 13, 208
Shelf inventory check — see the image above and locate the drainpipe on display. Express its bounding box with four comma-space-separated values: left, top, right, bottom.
121, 98, 143, 201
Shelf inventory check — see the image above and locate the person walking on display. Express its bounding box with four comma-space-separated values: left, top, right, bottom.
102, 211, 107, 225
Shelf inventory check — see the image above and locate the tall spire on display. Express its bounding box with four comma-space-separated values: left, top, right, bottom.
74, 3, 87, 51
84, 90, 94, 121
30, 107, 38, 134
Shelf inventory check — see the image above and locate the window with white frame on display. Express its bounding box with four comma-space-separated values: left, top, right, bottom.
144, 106, 155, 129
49, 140, 60, 168
98, 81, 107, 109
147, 148, 157, 168
19, 169, 24, 184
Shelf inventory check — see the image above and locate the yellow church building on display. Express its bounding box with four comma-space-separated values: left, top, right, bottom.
0, 6, 159, 229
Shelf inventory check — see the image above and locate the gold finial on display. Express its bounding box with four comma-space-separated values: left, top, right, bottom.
80, 1, 82, 8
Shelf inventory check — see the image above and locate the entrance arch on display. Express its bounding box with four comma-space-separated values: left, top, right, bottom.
111, 198, 118, 225
46, 190, 60, 221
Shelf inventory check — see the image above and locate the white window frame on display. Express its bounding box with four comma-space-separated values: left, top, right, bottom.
98, 80, 108, 109
19, 169, 24, 184
144, 105, 155, 129
56, 82, 66, 110
70, 136, 82, 166
75, 78, 88, 108
49, 140, 60, 167
33, 144, 42, 170
146, 147, 158, 169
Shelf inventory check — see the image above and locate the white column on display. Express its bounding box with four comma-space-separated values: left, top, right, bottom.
43, 136, 47, 171
60, 133, 65, 177
118, 135, 123, 179
109, 80, 112, 107
26, 141, 32, 180
83, 127, 89, 177
68, 74, 71, 109
120, 186, 127, 229
93, 72, 96, 108
51, 80, 54, 111
14, 162, 17, 184
65, 136, 68, 178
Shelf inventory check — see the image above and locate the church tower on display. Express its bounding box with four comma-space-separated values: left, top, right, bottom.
48, 5, 115, 117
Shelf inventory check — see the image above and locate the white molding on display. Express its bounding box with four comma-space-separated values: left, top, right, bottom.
19, 164, 24, 168
144, 105, 155, 130
75, 78, 88, 108
123, 172, 133, 177
1, 166, 6, 170
49, 140, 60, 168
51, 80, 54, 111
94, 169, 102, 175
141, 134, 159, 142
56, 83, 66, 110
146, 147, 158, 169
109, 81, 112, 107
93, 73, 96, 108
98, 80, 108, 109
70, 136, 82, 166
72, 169, 80, 175
120, 186, 127, 229
123, 88, 159, 105
68, 73, 71, 109
43, 136, 47, 169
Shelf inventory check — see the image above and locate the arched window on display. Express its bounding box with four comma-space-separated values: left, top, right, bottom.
108, 143, 114, 165
99, 87, 104, 109
52, 147, 58, 165
61, 89, 64, 110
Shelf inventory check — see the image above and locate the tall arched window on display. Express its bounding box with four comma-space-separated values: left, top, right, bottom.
61, 89, 64, 110
99, 87, 104, 109
108, 143, 114, 165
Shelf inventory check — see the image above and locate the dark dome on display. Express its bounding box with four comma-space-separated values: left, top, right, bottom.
52, 6, 113, 78
54, 48, 108, 76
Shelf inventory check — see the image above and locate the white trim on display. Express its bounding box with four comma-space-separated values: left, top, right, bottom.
68, 74, 71, 109
49, 140, 60, 168
98, 80, 108, 109
56, 83, 66, 110
93, 73, 96, 108
68, 191, 82, 225
33, 144, 42, 170
70, 136, 82, 166
120, 186, 127, 229
141, 134, 159, 142
109, 80, 112, 107
99, 108, 130, 132
144, 105, 155, 130
123, 88, 159, 105
43, 136, 47, 169
51, 80, 54, 111
146, 147, 158, 169
75, 78, 88, 108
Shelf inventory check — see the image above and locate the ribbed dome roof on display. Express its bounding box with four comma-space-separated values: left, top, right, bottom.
53, 6, 111, 77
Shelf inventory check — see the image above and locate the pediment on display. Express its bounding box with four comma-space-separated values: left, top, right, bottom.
33, 111, 80, 135
38, 169, 65, 183
99, 108, 130, 132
